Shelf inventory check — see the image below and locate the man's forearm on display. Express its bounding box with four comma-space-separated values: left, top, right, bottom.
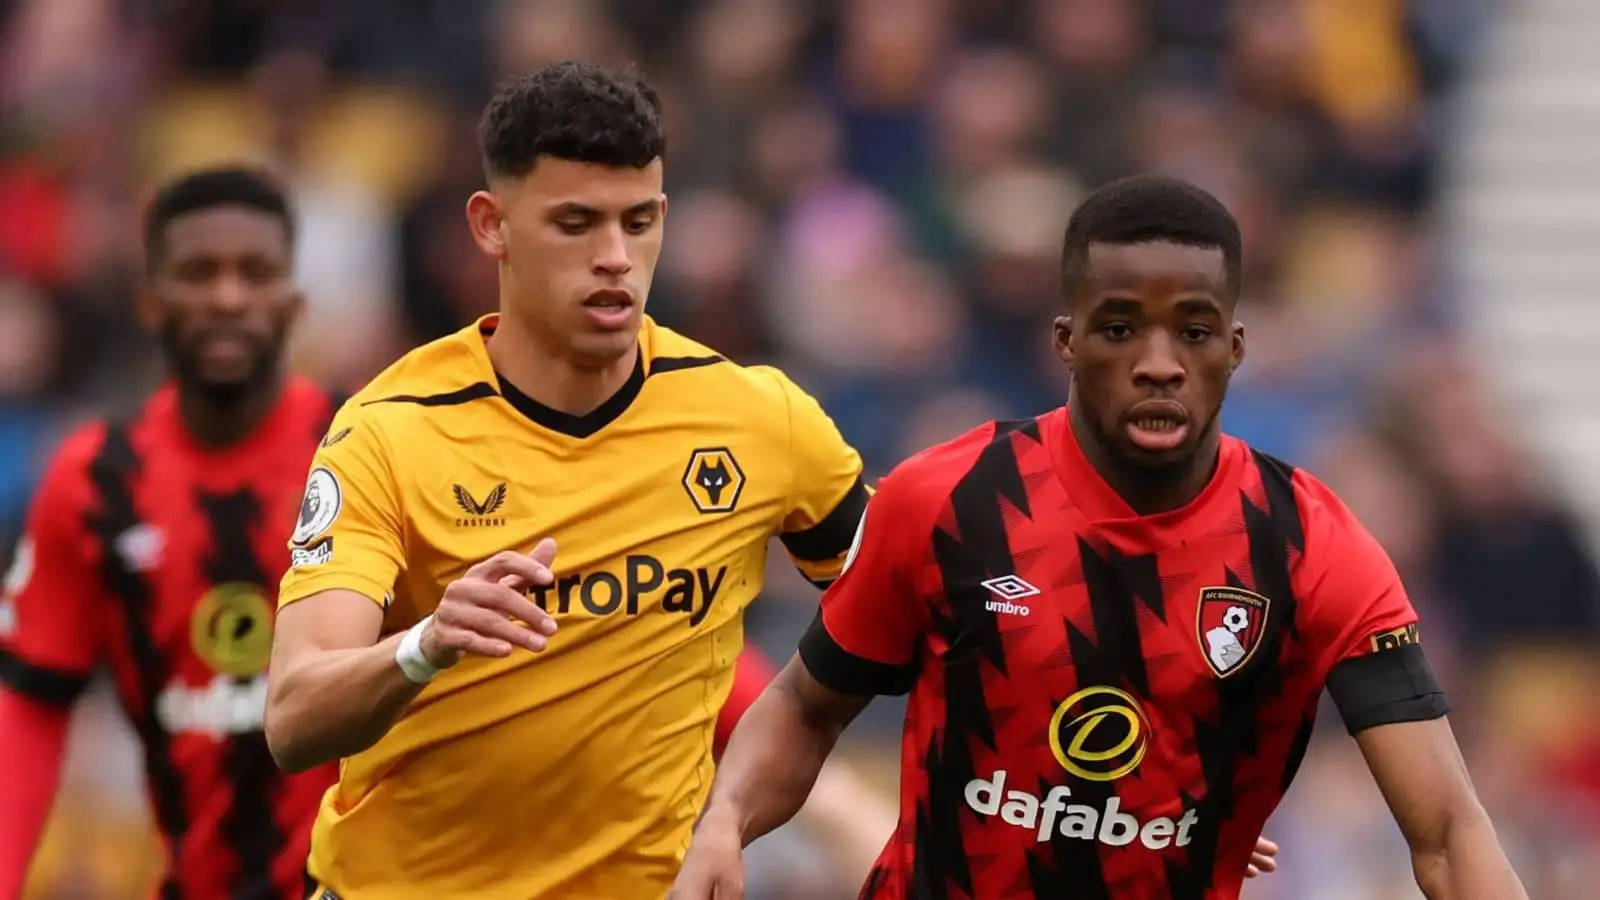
1413, 816, 1528, 900
265, 632, 425, 772
700, 682, 845, 845
0, 690, 70, 896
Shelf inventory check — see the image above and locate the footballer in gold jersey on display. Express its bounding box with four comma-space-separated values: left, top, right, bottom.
263, 63, 870, 898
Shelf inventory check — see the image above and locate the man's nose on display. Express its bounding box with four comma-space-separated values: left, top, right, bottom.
1132, 332, 1186, 387
592, 226, 633, 276
206, 272, 252, 314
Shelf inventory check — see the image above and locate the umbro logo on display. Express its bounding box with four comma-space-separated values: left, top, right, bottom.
980, 575, 1039, 617
981, 575, 1039, 601
453, 483, 507, 527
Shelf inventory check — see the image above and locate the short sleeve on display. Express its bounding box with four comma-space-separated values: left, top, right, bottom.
797, 470, 926, 696
277, 406, 404, 610
767, 369, 868, 587
0, 443, 107, 705
1297, 478, 1449, 734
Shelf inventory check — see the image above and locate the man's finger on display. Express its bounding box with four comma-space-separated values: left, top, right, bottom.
1246, 864, 1260, 878
1251, 852, 1277, 872
461, 582, 559, 636
467, 550, 555, 588
456, 633, 514, 658
446, 602, 550, 654
1256, 838, 1279, 855
529, 537, 557, 567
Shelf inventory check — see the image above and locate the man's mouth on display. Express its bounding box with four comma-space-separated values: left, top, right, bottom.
1126, 402, 1190, 453
581, 290, 635, 329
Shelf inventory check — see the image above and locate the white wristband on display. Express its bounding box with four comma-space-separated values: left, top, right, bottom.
395, 615, 441, 684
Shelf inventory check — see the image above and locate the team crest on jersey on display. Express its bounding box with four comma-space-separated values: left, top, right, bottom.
1196, 586, 1270, 678
292, 467, 341, 546
682, 447, 745, 514
191, 583, 275, 678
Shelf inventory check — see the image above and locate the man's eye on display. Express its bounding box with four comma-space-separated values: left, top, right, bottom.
1103, 324, 1133, 340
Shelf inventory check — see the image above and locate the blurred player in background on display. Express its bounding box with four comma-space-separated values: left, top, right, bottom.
0, 164, 885, 900
0, 168, 340, 900
676, 176, 1526, 900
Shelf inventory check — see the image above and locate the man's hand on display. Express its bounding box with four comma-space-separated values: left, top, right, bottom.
669, 814, 746, 900
419, 539, 560, 669
1246, 836, 1279, 878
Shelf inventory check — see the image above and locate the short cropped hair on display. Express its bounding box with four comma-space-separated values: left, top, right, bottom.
144, 166, 294, 272
1061, 174, 1243, 298
478, 61, 665, 180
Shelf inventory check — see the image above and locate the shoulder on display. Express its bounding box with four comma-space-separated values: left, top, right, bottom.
26, 418, 118, 527
49, 419, 114, 475
646, 320, 779, 398
873, 419, 1010, 519
1229, 438, 1371, 563
338, 329, 492, 435
644, 320, 817, 430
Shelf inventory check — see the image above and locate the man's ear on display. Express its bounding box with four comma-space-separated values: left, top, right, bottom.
465, 189, 508, 261
1230, 321, 1246, 374
1053, 315, 1074, 369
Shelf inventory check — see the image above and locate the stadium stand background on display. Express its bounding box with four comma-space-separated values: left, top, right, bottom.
1, 0, 1597, 897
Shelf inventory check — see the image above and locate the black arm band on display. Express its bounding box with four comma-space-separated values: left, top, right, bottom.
1326, 643, 1450, 735
782, 477, 870, 562
0, 647, 91, 706
797, 609, 917, 697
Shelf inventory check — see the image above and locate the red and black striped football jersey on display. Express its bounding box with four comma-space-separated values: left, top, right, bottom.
800, 406, 1449, 900
0, 379, 343, 900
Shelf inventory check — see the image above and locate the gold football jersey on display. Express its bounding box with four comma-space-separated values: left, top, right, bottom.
278, 315, 866, 899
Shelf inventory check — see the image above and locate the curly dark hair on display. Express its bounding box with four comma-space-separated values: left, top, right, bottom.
144, 166, 294, 272
478, 61, 666, 179
1061, 174, 1243, 300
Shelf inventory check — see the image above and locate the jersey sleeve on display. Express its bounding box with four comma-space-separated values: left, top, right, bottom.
277, 405, 404, 610
0, 438, 108, 706
1296, 476, 1450, 735
796, 468, 926, 696
768, 370, 869, 587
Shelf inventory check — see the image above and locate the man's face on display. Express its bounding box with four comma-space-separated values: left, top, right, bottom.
488, 157, 666, 365
144, 206, 300, 401
1055, 240, 1244, 470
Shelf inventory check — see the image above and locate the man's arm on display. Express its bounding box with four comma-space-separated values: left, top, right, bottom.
716, 647, 899, 887
264, 410, 558, 771
675, 463, 928, 900
1298, 473, 1526, 900
1356, 717, 1525, 900
0, 436, 109, 893
265, 588, 420, 771
704, 659, 872, 843
0, 689, 71, 895
765, 367, 870, 588
267, 545, 559, 772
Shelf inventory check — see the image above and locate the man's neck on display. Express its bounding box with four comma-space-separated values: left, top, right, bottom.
177, 376, 284, 448
487, 314, 639, 417
1067, 401, 1219, 517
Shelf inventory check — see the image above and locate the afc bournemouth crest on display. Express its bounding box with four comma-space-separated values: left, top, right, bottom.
1196, 586, 1270, 678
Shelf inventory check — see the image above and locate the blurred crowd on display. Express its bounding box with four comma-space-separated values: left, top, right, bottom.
3, 0, 1599, 898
